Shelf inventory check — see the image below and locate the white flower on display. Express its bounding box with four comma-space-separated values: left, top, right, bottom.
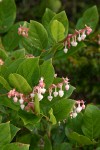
48, 95, 53, 101
71, 41, 78, 46
30, 93, 35, 98
64, 47, 68, 53
72, 112, 77, 118
81, 32, 86, 40
19, 98, 24, 104
41, 88, 46, 94
37, 93, 43, 101
13, 96, 18, 103
77, 34, 82, 41
53, 91, 58, 97
76, 103, 82, 113
20, 104, 25, 110
59, 90, 64, 97
65, 84, 69, 91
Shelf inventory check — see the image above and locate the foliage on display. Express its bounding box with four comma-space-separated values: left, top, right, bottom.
0, 0, 100, 150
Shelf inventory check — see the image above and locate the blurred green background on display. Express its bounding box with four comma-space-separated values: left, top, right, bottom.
15, 0, 100, 104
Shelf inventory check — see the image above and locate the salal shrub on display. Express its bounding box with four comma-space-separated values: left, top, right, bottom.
0, 1, 100, 150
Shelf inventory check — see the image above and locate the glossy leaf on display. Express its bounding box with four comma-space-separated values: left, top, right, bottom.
76, 6, 99, 31
3, 143, 29, 150
42, 8, 56, 28
0, 97, 19, 111
0, 0, 16, 33
51, 20, 65, 42
0, 76, 11, 90
40, 59, 55, 88
69, 132, 94, 146
82, 104, 100, 139
2, 22, 28, 51
17, 57, 40, 86
51, 11, 69, 35
9, 73, 32, 94
28, 20, 48, 50
0, 48, 8, 60
0, 122, 11, 147
4, 58, 25, 79
18, 110, 41, 125
52, 98, 75, 121
10, 124, 20, 141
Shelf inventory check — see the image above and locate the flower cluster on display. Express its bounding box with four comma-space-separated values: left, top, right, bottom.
8, 89, 26, 110
47, 77, 70, 101
18, 25, 29, 37
0, 58, 4, 66
30, 77, 46, 101
7, 77, 70, 110
70, 100, 85, 118
63, 25, 92, 53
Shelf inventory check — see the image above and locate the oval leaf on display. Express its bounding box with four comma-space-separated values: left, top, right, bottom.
9, 73, 32, 94
0, 0, 16, 33
82, 104, 100, 140
40, 59, 55, 88
51, 20, 65, 42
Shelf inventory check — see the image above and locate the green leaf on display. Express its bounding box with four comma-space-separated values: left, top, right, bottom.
0, 122, 11, 147
0, 48, 8, 60
9, 73, 32, 94
5, 51, 25, 67
69, 132, 95, 146
66, 113, 83, 134
40, 59, 55, 88
10, 49, 25, 59
2, 143, 29, 150
28, 20, 48, 50
0, 0, 16, 33
0, 97, 19, 111
16, 133, 32, 144
51, 11, 69, 35
34, 94, 40, 115
51, 20, 65, 42
18, 110, 41, 125
0, 76, 11, 90
17, 58, 40, 86
42, 8, 56, 28
52, 98, 75, 121
44, 135, 52, 150
55, 42, 86, 60
82, 104, 100, 140
53, 143, 72, 150
76, 6, 99, 31
4, 58, 25, 79
10, 124, 20, 141
63, 85, 75, 99
42, 8, 56, 47
49, 108, 57, 125
2, 22, 27, 51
